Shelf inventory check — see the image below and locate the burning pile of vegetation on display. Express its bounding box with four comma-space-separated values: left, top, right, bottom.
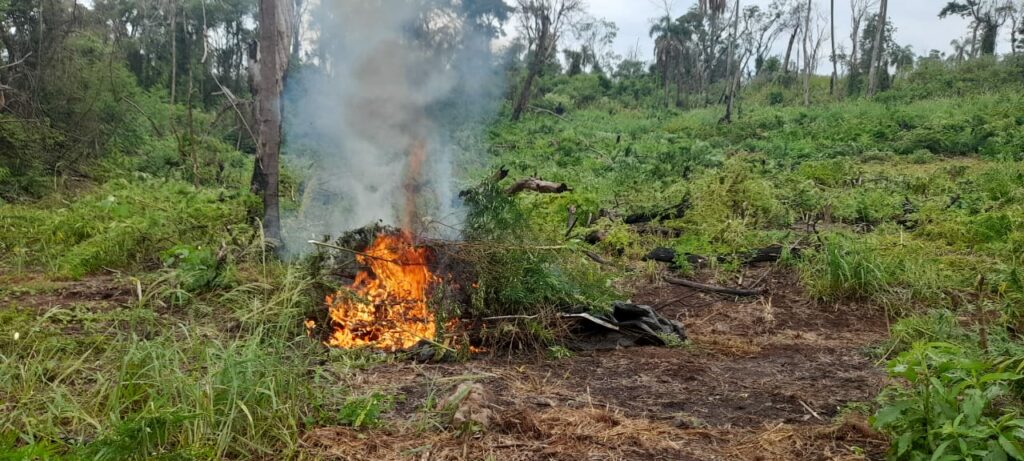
305, 172, 687, 355
320, 231, 437, 352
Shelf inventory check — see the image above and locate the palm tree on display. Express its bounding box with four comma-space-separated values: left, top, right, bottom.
699, 0, 728, 15
950, 38, 967, 63
650, 15, 687, 107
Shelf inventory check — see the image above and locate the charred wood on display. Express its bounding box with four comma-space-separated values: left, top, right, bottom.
584, 230, 608, 245
644, 244, 800, 268
623, 197, 691, 225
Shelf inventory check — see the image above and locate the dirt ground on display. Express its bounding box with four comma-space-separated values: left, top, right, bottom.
303, 267, 893, 461
1, 265, 892, 460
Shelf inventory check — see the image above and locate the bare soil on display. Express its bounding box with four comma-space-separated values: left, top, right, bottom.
304, 267, 892, 460
0, 272, 135, 311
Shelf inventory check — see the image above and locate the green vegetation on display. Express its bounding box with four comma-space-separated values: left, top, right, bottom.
3, 0, 1024, 458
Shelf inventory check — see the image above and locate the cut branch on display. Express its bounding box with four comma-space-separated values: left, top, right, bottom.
121, 96, 165, 137
0, 52, 32, 70
583, 250, 614, 266
529, 104, 567, 119
664, 276, 765, 297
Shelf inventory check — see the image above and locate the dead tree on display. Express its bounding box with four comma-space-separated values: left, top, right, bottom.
511, 0, 583, 122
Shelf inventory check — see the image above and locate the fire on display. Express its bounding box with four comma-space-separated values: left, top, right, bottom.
323, 232, 437, 351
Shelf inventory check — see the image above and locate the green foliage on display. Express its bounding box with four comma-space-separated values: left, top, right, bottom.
0, 264, 325, 458
460, 181, 619, 316
161, 244, 226, 294
0, 179, 255, 278
546, 345, 574, 359
0, 265, 332, 460
337, 393, 394, 429
803, 233, 895, 301
873, 342, 1024, 460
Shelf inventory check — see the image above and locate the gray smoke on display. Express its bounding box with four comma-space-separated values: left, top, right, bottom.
284, 0, 504, 247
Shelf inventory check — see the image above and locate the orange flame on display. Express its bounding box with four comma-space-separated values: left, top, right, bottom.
323, 232, 436, 351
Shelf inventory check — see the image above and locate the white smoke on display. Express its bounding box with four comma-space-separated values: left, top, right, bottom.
284, 0, 505, 247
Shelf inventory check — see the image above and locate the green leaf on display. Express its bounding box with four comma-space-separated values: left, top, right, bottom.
999, 435, 1024, 460
874, 404, 906, 429
962, 390, 986, 425
898, 431, 914, 456
981, 373, 1022, 384
931, 440, 952, 461
984, 441, 1007, 461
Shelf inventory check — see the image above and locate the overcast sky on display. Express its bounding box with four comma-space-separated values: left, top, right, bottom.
584, 0, 1014, 70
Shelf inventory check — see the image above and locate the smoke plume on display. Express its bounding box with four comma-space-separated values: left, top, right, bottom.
284, 0, 504, 247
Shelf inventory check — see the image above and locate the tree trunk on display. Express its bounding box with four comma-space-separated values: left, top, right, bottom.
1012, 17, 1019, 56
169, 0, 177, 107
802, 0, 812, 106
970, 22, 979, 57
829, 0, 837, 96
251, 0, 293, 246
1011, 16, 1018, 56
783, 24, 799, 74
512, 12, 550, 122
290, 0, 303, 62
721, 0, 741, 123
866, 0, 887, 97
849, 17, 860, 67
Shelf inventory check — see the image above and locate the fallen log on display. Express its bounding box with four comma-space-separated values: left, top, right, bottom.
623, 197, 691, 225
506, 178, 572, 195
663, 276, 765, 297
642, 248, 709, 267
643, 244, 800, 268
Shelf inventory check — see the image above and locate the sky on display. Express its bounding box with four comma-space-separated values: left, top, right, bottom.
585, 0, 1015, 71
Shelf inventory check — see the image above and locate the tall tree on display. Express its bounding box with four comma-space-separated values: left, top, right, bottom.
251, 0, 293, 245
1009, 2, 1022, 55
940, 1, 1012, 56
846, 0, 875, 95
749, 2, 785, 74
828, 0, 836, 95
650, 15, 687, 107
801, 0, 812, 105
721, 0, 741, 123
780, 1, 804, 76
866, 0, 887, 97
511, 0, 583, 121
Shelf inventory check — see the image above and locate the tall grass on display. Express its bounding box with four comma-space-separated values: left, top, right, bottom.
803, 234, 896, 302
0, 264, 330, 460
0, 179, 254, 278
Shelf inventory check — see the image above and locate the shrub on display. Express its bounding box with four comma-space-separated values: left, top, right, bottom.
458, 180, 619, 317
873, 342, 1024, 460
